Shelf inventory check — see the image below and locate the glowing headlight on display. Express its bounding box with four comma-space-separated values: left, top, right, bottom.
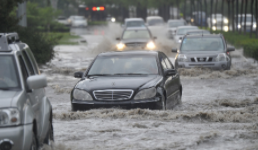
134, 87, 156, 100
177, 54, 188, 62
191, 19, 194, 23
73, 89, 93, 101
237, 24, 241, 29
178, 39, 182, 43
0, 108, 20, 127
116, 43, 125, 50
216, 53, 227, 62
146, 42, 156, 49
224, 26, 229, 32
111, 17, 116, 23
212, 26, 217, 31
253, 24, 257, 28
212, 19, 217, 24
223, 18, 229, 24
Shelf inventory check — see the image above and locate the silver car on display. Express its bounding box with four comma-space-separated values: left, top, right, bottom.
0, 33, 53, 150
173, 26, 198, 44
167, 19, 187, 38
172, 34, 235, 70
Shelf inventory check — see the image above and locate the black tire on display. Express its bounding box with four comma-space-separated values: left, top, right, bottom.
177, 92, 182, 105
44, 114, 54, 146
30, 133, 38, 150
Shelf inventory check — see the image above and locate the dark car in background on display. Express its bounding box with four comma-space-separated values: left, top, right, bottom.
71, 50, 182, 111
116, 27, 157, 50
172, 34, 235, 70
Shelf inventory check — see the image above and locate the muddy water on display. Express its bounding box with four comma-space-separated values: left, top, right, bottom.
41, 23, 258, 150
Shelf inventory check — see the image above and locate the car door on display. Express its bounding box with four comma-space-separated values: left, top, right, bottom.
19, 53, 45, 140
160, 53, 179, 107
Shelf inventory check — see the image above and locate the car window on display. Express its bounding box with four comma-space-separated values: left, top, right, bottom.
165, 58, 173, 69
168, 22, 185, 27
18, 56, 29, 89
123, 30, 151, 40
147, 18, 164, 26
177, 28, 198, 35
0, 55, 20, 89
181, 37, 225, 51
88, 55, 158, 75
126, 21, 145, 27
22, 51, 35, 76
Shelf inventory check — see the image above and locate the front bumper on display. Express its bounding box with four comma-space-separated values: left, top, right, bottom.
177, 61, 230, 69
71, 98, 161, 111
0, 124, 33, 150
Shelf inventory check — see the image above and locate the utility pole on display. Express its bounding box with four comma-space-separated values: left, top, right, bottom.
17, 1, 27, 27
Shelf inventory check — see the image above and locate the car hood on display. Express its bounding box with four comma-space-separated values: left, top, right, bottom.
122, 39, 151, 44
75, 75, 163, 92
0, 91, 19, 108
181, 51, 223, 56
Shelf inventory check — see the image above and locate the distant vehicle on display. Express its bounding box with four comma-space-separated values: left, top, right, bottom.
173, 26, 198, 44
67, 15, 76, 26
167, 19, 187, 38
71, 16, 88, 28
122, 18, 145, 28
191, 11, 207, 26
56, 16, 69, 26
186, 30, 211, 35
71, 50, 182, 111
172, 34, 235, 70
207, 14, 229, 31
146, 16, 164, 26
106, 15, 116, 23
0, 33, 53, 150
235, 14, 257, 32
116, 27, 157, 50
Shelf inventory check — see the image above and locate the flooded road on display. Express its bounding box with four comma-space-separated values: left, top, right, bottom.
41, 23, 258, 150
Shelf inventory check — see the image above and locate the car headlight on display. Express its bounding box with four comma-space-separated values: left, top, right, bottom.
177, 54, 188, 62
212, 26, 217, 31
134, 87, 156, 100
253, 24, 256, 28
238, 24, 241, 29
0, 108, 20, 127
73, 89, 93, 101
212, 19, 217, 24
146, 42, 156, 49
116, 43, 125, 50
223, 18, 228, 24
111, 17, 116, 22
178, 39, 182, 43
216, 53, 227, 62
223, 26, 229, 32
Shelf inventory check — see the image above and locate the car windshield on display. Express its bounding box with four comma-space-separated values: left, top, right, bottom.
148, 19, 164, 26
169, 22, 185, 27
181, 37, 225, 51
237, 16, 256, 22
177, 27, 198, 35
0, 56, 20, 89
74, 17, 84, 20
126, 21, 145, 27
122, 30, 151, 40
88, 55, 158, 76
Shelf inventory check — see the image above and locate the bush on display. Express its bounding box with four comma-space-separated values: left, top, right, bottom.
16, 27, 62, 64
212, 31, 258, 61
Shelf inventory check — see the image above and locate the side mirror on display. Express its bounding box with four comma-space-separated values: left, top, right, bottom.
172, 48, 178, 53
227, 46, 235, 52
27, 75, 47, 90
164, 69, 177, 76
153, 36, 157, 40
74, 72, 83, 78
116, 37, 121, 41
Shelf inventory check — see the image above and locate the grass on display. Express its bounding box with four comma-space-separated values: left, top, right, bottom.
44, 32, 80, 45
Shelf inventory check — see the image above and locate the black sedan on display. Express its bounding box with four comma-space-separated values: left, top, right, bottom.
71, 50, 182, 111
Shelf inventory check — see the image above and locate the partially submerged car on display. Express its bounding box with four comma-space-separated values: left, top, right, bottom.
167, 19, 187, 38
0, 33, 53, 150
71, 50, 182, 111
116, 27, 157, 50
173, 26, 198, 44
172, 34, 235, 70
207, 14, 229, 31
122, 18, 145, 28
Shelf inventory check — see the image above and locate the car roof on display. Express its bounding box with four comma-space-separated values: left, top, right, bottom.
125, 18, 144, 22
125, 26, 149, 31
177, 26, 198, 29
186, 30, 210, 33
98, 50, 160, 56
168, 19, 185, 23
184, 34, 222, 38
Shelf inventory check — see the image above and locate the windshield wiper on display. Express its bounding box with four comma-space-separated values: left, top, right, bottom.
87, 74, 113, 77
0, 87, 10, 91
114, 73, 148, 76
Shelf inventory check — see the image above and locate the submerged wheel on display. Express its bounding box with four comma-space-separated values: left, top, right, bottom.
30, 133, 38, 150
177, 92, 182, 105
44, 114, 54, 146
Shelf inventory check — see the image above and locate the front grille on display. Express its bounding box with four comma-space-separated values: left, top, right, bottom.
190, 57, 213, 62
93, 90, 134, 101
189, 64, 214, 66
125, 43, 146, 47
